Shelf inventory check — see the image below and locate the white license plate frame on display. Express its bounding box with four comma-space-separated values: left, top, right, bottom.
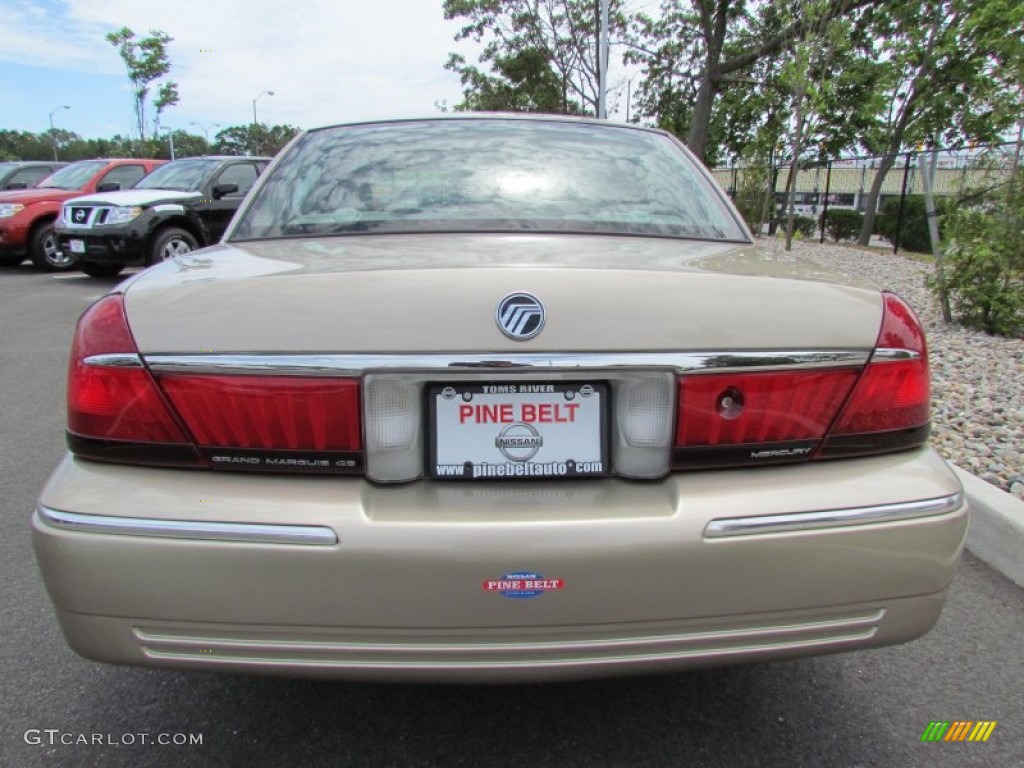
428, 381, 609, 480
68, 239, 86, 254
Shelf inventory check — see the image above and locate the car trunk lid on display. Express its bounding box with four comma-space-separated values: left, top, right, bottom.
123, 234, 883, 353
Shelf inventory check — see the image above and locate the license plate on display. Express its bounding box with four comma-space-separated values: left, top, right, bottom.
429, 382, 608, 480
69, 239, 85, 254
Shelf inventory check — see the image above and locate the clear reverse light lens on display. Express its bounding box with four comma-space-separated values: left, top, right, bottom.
368, 381, 418, 449
612, 373, 675, 478
620, 377, 672, 447
363, 376, 422, 483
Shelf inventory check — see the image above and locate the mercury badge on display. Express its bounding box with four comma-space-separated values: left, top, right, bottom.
496, 293, 545, 340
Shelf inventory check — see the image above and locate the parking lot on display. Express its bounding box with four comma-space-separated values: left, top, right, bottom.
2, 264, 1022, 768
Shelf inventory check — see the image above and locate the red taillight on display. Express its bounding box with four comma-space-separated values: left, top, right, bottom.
824, 292, 930, 454
67, 295, 362, 474
828, 357, 929, 434
158, 375, 361, 451
676, 370, 859, 447
68, 295, 190, 444
674, 292, 931, 468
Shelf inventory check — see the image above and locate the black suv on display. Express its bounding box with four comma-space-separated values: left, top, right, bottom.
56, 156, 270, 277
0, 161, 67, 190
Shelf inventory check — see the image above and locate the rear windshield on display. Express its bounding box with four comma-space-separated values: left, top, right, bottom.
135, 158, 221, 191
231, 119, 748, 242
38, 161, 106, 190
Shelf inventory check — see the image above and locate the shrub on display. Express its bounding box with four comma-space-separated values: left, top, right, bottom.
822, 208, 863, 241
875, 195, 953, 253
936, 183, 1024, 338
772, 214, 817, 240
791, 215, 817, 237
770, 214, 815, 240
734, 191, 764, 233
731, 165, 773, 234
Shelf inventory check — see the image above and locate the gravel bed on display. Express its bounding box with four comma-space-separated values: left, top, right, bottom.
758, 238, 1024, 497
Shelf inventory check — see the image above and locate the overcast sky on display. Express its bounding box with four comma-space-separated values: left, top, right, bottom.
0, 0, 647, 140
0, 0, 473, 138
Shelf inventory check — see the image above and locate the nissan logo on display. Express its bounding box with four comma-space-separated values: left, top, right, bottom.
496, 293, 545, 340
494, 422, 543, 461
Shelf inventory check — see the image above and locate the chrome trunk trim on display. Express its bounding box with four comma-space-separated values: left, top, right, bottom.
144, 350, 870, 377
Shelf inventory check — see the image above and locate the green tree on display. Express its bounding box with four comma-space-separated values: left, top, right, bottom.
153, 81, 180, 137
629, 0, 879, 161
0, 129, 53, 160
778, 0, 868, 249
213, 124, 300, 156
106, 27, 178, 143
0, 129, 170, 161
443, 0, 629, 116
854, 0, 1024, 244
446, 47, 582, 113
147, 130, 208, 160
79, 135, 138, 159
936, 157, 1024, 337
212, 126, 253, 155
171, 130, 207, 159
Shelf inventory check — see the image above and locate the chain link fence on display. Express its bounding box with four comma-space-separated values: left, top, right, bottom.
712, 141, 1022, 252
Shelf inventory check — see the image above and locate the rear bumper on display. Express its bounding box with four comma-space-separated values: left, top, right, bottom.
47, 594, 949, 683
33, 447, 968, 682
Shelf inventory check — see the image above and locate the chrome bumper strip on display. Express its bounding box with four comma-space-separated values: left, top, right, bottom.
143, 349, 870, 377
704, 492, 964, 538
36, 507, 338, 546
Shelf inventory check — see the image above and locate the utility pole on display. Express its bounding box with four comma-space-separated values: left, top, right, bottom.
597, 0, 609, 119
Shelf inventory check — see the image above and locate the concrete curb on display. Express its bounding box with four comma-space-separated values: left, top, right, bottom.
954, 465, 1024, 588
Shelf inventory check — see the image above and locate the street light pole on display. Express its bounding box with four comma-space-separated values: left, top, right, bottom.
161, 127, 176, 161
252, 90, 274, 127
190, 122, 221, 151
252, 91, 274, 155
49, 105, 70, 161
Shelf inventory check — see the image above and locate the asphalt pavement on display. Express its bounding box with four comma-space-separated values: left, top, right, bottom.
1, 265, 1022, 768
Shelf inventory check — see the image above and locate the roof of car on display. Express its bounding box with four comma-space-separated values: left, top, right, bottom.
161, 155, 273, 162
63, 158, 164, 164
306, 113, 668, 138
0, 160, 67, 166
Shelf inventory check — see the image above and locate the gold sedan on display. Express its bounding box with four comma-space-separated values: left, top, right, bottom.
33, 116, 966, 682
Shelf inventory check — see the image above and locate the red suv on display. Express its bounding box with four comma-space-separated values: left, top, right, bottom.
0, 158, 164, 271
